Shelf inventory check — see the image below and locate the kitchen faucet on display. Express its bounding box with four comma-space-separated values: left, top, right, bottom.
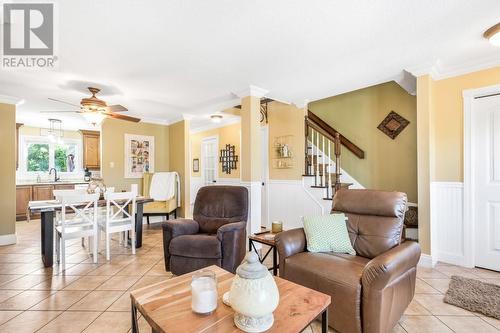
49, 168, 60, 182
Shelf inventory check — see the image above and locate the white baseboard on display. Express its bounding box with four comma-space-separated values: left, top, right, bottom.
0, 234, 17, 246
418, 254, 437, 268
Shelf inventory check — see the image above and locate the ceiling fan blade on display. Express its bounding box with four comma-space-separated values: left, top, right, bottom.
48, 97, 81, 108
105, 104, 128, 112
103, 112, 141, 123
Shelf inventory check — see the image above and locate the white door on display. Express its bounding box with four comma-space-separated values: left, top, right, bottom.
261, 126, 269, 228
201, 137, 218, 186
474, 94, 500, 271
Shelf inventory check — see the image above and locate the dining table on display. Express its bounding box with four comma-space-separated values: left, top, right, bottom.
28, 196, 154, 268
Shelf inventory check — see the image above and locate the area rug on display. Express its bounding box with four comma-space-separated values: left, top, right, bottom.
444, 275, 500, 320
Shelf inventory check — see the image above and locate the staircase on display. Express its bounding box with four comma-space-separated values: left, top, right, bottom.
303, 111, 365, 201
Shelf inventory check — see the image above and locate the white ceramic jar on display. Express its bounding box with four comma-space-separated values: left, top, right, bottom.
228, 252, 280, 332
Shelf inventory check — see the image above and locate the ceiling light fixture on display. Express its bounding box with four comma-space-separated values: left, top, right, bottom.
43, 118, 63, 142
81, 112, 106, 126
484, 23, 500, 46
210, 114, 223, 123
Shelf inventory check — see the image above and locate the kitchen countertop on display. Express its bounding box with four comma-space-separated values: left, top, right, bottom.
16, 180, 90, 186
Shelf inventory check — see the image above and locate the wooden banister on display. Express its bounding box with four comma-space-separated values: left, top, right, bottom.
307, 110, 365, 159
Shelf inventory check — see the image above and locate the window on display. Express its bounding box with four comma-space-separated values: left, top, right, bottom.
21, 137, 82, 175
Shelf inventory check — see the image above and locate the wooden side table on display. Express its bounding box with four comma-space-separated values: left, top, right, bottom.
248, 231, 280, 276
130, 265, 331, 333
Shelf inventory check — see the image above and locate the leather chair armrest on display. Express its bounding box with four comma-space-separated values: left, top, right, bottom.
274, 228, 307, 277
217, 222, 247, 273
362, 241, 421, 291
162, 219, 200, 271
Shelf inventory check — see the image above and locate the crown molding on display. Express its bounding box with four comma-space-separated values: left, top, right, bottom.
0, 94, 25, 106
190, 117, 240, 134
234, 85, 269, 99
140, 117, 170, 126
407, 55, 500, 81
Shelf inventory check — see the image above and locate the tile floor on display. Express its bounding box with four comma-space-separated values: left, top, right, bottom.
0, 221, 499, 333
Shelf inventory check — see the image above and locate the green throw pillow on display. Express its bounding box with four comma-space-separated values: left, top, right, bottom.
302, 214, 356, 255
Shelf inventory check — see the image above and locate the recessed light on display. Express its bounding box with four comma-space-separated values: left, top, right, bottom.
210, 114, 223, 123
484, 23, 500, 46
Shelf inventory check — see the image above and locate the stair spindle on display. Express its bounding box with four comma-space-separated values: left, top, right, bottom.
322, 135, 326, 188
316, 132, 320, 186
328, 140, 332, 198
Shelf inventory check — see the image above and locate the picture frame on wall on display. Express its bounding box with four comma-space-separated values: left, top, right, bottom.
193, 158, 200, 173
124, 134, 155, 178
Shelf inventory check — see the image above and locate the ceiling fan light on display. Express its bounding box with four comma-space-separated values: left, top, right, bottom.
81, 112, 106, 126
210, 114, 223, 123
484, 23, 500, 46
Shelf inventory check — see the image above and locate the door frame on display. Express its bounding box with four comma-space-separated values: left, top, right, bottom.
463, 83, 500, 268
201, 135, 219, 185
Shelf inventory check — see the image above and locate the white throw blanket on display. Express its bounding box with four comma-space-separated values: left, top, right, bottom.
149, 172, 176, 201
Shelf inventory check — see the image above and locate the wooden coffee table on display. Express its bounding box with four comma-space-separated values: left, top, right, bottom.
130, 265, 330, 333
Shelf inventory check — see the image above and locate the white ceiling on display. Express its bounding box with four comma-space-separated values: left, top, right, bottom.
2, 0, 500, 131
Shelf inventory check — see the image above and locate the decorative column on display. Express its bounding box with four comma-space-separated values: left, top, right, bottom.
239, 86, 268, 236
169, 116, 191, 218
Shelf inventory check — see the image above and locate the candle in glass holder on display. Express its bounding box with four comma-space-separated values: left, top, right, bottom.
191, 270, 218, 315
271, 220, 283, 233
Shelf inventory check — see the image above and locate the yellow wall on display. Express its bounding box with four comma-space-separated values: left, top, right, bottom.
101, 118, 170, 194
268, 102, 306, 180
169, 120, 190, 217
0, 103, 16, 239
429, 66, 500, 182
19, 126, 82, 140
190, 122, 241, 179
309, 81, 418, 202
241, 96, 262, 182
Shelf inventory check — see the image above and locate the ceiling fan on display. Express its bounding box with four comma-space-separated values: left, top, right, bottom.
42, 87, 141, 125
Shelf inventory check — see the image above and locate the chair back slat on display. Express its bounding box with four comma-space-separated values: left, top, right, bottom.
104, 191, 136, 224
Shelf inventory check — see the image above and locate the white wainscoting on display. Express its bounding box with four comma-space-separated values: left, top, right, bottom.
430, 182, 465, 266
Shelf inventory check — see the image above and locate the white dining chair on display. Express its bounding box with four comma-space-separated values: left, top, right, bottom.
55, 192, 100, 270
98, 191, 136, 261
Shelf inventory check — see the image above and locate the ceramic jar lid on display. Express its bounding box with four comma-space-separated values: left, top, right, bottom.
236, 252, 268, 279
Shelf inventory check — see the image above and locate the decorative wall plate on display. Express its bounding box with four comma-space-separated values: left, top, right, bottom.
377, 111, 410, 139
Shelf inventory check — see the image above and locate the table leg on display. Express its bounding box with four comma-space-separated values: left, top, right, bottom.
321, 308, 328, 333
248, 239, 252, 252
41, 210, 54, 268
131, 300, 139, 333
272, 246, 278, 276
135, 203, 144, 248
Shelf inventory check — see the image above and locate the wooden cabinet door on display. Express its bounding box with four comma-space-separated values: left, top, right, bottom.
81, 130, 100, 170
33, 185, 54, 201
54, 184, 75, 190
16, 186, 32, 219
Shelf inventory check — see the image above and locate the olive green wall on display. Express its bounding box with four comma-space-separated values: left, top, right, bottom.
168, 120, 190, 217
0, 103, 17, 243
309, 81, 417, 202
101, 118, 170, 194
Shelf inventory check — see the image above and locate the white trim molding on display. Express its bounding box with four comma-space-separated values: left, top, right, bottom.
0, 94, 24, 106
0, 233, 17, 246
463, 83, 500, 268
235, 85, 269, 99
418, 254, 437, 268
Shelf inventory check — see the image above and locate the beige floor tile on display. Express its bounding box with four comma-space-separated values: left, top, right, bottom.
0, 310, 61, 333
420, 278, 451, 293
30, 275, 80, 290
62, 263, 101, 276
415, 279, 440, 294
435, 266, 481, 279
400, 315, 453, 333
471, 268, 500, 279
391, 324, 407, 333
36, 310, 101, 333
107, 291, 132, 311
414, 294, 475, 316
480, 316, 500, 330
0, 275, 24, 286
404, 299, 432, 316
6, 263, 44, 275
0, 274, 49, 290
437, 316, 499, 332
0, 290, 54, 310
85, 263, 125, 276
96, 275, 141, 291
63, 275, 111, 290
0, 311, 21, 325
130, 275, 169, 290
30, 290, 90, 310
83, 311, 131, 333
0, 290, 22, 303
115, 262, 156, 276
69, 290, 124, 311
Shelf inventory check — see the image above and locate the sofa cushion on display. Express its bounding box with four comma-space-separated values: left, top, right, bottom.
302, 214, 356, 255
169, 234, 221, 259
284, 252, 369, 333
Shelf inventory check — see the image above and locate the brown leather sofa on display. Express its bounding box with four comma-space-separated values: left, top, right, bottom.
162, 186, 248, 275
275, 189, 421, 333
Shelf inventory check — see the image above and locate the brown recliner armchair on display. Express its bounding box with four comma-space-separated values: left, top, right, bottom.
275, 189, 421, 333
162, 186, 248, 275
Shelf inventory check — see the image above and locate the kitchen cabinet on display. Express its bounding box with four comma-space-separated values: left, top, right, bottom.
16, 186, 32, 220
33, 185, 54, 201
80, 130, 100, 170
